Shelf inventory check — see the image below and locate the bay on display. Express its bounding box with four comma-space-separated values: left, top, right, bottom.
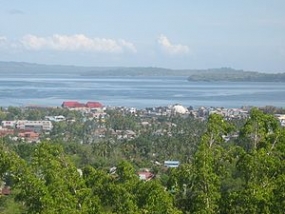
0, 75, 285, 109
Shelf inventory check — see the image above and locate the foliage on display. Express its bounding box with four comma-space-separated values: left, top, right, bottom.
187, 67, 285, 82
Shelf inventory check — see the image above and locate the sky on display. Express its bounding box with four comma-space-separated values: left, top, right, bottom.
0, 0, 285, 72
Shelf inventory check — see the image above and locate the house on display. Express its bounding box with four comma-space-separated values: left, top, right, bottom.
109, 166, 117, 175
93, 128, 107, 138
129, 107, 136, 114
275, 114, 285, 127
0, 127, 14, 137
45, 115, 66, 122
0, 186, 11, 196
164, 160, 180, 168
18, 131, 40, 143
138, 171, 155, 181
91, 112, 106, 120
115, 130, 136, 139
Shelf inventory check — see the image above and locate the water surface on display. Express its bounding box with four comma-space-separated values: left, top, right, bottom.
0, 75, 284, 108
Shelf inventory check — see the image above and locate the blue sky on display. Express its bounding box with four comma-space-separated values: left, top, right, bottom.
0, 1, 284, 72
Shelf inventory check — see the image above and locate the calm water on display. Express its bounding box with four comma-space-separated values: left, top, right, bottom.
0, 75, 285, 109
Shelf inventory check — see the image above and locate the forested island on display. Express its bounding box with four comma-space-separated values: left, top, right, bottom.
187, 67, 285, 82
1, 61, 285, 82
0, 104, 285, 213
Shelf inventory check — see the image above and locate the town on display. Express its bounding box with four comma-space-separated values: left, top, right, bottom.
0, 101, 247, 143
0, 101, 254, 186
1, 101, 284, 144
1, 101, 285, 213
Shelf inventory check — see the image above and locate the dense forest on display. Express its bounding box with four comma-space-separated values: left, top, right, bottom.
1, 106, 285, 213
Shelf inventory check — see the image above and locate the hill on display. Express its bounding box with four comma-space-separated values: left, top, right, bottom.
1, 61, 285, 81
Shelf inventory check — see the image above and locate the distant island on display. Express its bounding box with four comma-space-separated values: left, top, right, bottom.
1, 61, 285, 81
187, 67, 285, 82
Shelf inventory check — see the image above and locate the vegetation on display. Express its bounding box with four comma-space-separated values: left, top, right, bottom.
1, 62, 285, 81
1, 107, 285, 213
187, 67, 285, 82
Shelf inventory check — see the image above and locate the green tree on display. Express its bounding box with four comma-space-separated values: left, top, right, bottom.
169, 114, 232, 213
227, 108, 284, 213
14, 142, 93, 214
135, 180, 182, 214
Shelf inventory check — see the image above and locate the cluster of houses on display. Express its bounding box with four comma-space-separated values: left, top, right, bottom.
0, 100, 105, 143
58, 102, 252, 141
59, 101, 252, 122
0, 120, 53, 143
208, 107, 249, 120
137, 104, 250, 120
1, 100, 285, 144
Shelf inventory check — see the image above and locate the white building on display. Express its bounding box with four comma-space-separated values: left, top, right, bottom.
45, 115, 65, 122
1, 121, 17, 128
171, 104, 189, 114
2, 120, 53, 132
19, 120, 53, 131
276, 114, 285, 127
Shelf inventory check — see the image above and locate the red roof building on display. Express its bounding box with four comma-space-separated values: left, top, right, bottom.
138, 171, 155, 181
0, 128, 14, 137
18, 131, 40, 138
62, 101, 85, 108
18, 131, 40, 142
62, 101, 103, 109
86, 102, 103, 108
0, 186, 11, 195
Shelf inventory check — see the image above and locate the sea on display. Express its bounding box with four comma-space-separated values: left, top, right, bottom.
1, 74, 285, 109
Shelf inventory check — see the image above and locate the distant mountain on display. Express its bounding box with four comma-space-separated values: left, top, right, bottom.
0, 61, 284, 81
0, 61, 180, 76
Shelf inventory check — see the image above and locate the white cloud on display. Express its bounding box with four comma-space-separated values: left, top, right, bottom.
157, 34, 189, 55
0, 36, 8, 46
19, 34, 137, 53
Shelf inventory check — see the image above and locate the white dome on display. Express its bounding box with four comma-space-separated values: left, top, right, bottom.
172, 105, 189, 114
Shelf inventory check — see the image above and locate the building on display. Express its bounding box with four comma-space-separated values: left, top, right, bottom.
16, 120, 53, 132
1, 121, 17, 128
86, 101, 103, 108
62, 101, 103, 109
0, 186, 11, 196
164, 160, 180, 168
62, 101, 85, 108
275, 114, 285, 127
45, 115, 65, 122
138, 171, 155, 181
170, 104, 189, 114
0, 127, 14, 137
18, 131, 40, 143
